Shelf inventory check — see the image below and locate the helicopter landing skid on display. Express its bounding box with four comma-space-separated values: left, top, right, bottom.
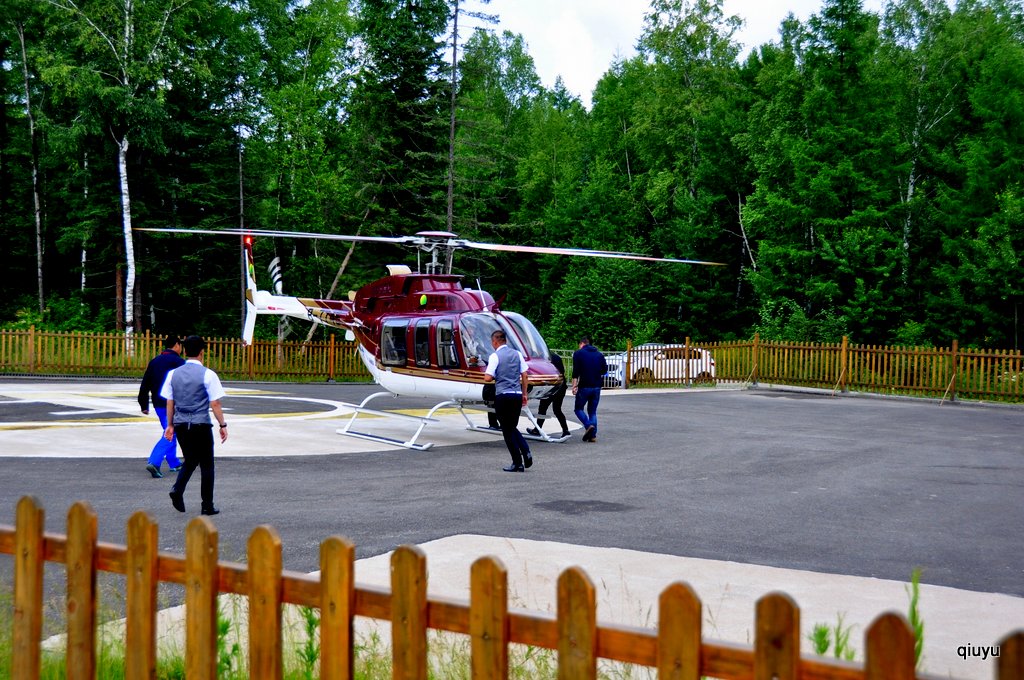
336, 391, 448, 451
457, 403, 568, 443
522, 430, 572, 443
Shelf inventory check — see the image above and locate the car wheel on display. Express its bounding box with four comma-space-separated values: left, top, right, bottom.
632, 367, 654, 384
694, 371, 714, 384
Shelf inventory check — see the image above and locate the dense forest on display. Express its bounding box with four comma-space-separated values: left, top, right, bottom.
1, 0, 1022, 350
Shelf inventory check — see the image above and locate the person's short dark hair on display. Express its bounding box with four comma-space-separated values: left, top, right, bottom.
182, 335, 206, 358
579, 336, 591, 345
163, 335, 180, 350
491, 330, 506, 343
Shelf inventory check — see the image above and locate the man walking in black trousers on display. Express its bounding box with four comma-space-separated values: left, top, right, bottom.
484, 330, 533, 472
527, 350, 570, 439
161, 335, 228, 515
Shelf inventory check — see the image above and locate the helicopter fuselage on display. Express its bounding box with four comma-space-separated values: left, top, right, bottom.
258, 269, 562, 403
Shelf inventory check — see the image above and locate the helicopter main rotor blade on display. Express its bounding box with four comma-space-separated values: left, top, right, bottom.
134, 227, 724, 266
134, 227, 418, 246
454, 239, 725, 266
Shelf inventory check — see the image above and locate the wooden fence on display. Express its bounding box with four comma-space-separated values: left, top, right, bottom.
2, 497, 1022, 680
0, 327, 370, 382
623, 335, 1024, 402
3, 327, 1024, 402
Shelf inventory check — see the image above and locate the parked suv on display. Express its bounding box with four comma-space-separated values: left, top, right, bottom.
605, 343, 715, 386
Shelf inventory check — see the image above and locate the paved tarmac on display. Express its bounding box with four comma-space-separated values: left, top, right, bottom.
1, 378, 1022, 678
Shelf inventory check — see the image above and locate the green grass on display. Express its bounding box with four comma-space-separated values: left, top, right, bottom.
0, 590, 658, 680
907, 567, 925, 669
808, 613, 856, 661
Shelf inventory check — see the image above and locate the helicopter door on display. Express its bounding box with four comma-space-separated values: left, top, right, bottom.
459, 314, 501, 368
437, 320, 459, 369
414, 318, 432, 367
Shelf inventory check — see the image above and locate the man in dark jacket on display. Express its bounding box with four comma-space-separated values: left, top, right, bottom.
138, 335, 185, 478
571, 336, 607, 442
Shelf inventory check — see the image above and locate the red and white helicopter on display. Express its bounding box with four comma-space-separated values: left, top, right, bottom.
138, 227, 721, 450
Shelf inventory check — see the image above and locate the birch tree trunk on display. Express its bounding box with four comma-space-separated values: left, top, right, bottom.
118, 134, 136, 344
17, 24, 44, 314
44, 0, 183, 346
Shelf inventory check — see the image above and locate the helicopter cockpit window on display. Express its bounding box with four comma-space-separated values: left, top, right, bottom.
381, 319, 409, 367
503, 311, 549, 360
459, 314, 504, 367
414, 318, 431, 367
437, 320, 459, 369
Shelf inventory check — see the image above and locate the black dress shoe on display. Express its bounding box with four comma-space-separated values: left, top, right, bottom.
169, 491, 185, 513
582, 425, 595, 441
201, 507, 220, 516
502, 464, 525, 472
526, 427, 540, 436
523, 451, 533, 468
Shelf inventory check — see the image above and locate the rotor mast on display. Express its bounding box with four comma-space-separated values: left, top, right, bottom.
414, 231, 460, 275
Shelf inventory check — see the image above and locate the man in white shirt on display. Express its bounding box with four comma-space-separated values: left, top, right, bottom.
483, 330, 532, 472
161, 335, 228, 515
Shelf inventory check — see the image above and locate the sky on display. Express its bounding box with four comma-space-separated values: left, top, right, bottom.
487, 0, 886, 108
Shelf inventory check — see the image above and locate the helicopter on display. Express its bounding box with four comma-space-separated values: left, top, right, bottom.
137, 227, 722, 450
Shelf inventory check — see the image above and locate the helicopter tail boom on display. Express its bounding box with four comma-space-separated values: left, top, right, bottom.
242, 236, 361, 344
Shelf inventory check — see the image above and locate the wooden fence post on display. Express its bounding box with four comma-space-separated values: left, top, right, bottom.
754, 592, 799, 680
950, 339, 959, 402
685, 337, 692, 383
249, 525, 283, 680
625, 339, 633, 388
558, 566, 597, 680
865, 612, 916, 680
320, 536, 355, 680
392, 545, 428, 680
658, 581, 701, 680
185, 517, 219, 680
840, 335, 849, 392
752, 332, 760, 385
66, 501, 98, 680
125, 511, 159, 680
998, 630, 1024, 679
329, 334, 336, 382
13, 496, 44, 680
28, 325, 36, 373
470, 556, 508, 679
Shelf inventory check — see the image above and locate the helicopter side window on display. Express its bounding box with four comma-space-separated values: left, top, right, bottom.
414, 318, 432, 367
460, 314, 501, 367
381, 319, 409, 367
437, 320, 459, 369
